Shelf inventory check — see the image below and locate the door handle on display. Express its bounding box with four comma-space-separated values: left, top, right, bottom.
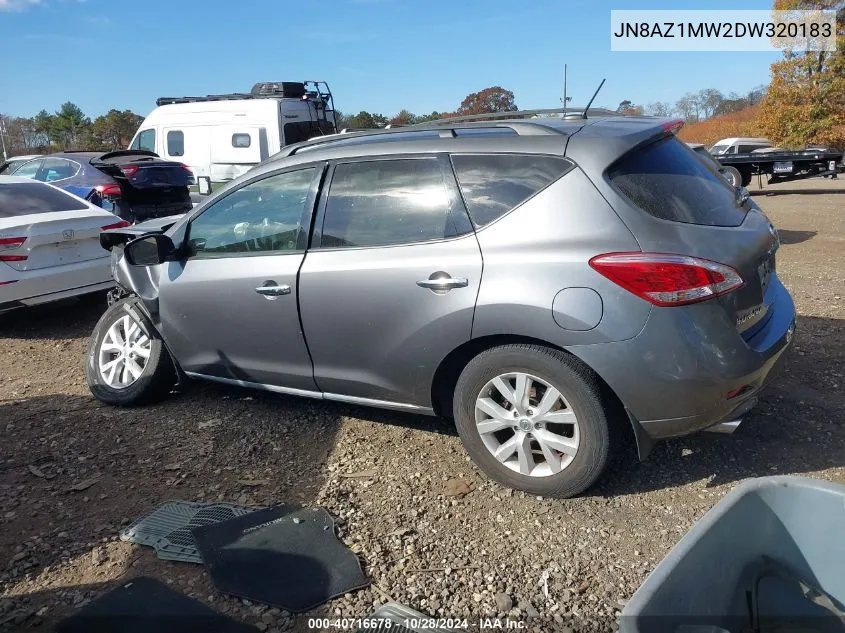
416, 273, 469, 292
255, 283, 291, 297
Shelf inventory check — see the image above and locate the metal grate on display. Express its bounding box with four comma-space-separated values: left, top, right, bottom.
120, 501, 261, 564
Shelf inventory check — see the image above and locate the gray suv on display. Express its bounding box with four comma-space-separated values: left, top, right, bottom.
85, 115, 796, 498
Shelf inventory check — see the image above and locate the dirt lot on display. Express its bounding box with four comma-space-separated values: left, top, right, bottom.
1, 179, 843, 632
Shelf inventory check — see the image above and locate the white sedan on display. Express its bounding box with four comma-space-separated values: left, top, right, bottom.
0, 176, 128, 314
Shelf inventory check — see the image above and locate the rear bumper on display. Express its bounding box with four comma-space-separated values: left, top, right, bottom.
569, 274, 796, 441
0, 257, 113, 312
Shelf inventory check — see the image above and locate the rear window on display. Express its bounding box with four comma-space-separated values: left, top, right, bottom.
0, 182, 88, 217
608, 137, 747, 227
451, 154, 572, 227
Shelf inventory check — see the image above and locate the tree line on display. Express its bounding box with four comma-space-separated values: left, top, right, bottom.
335, 85, 518, 130
1, 103, 143, 156
1, 87, 518, 158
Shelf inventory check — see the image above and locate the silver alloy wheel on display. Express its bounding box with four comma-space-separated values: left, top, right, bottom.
474, 372, 580, 477
98, 314, 152, 389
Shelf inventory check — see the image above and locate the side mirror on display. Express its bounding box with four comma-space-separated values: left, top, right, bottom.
197, 176, 213, 196
124, 234, 176, 266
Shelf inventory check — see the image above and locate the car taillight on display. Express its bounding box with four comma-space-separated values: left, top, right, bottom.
119, 165, 139, 177
588, 252, 744, 307
661, 119, 685, 134
95, 184, 123, 197
0, 236, 27, 262
180, 163, 193, 174
101, 220, 132, 231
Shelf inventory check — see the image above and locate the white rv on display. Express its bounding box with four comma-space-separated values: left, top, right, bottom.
128, 81, 336, 184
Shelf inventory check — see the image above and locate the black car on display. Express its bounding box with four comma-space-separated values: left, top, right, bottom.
10, 150, 194, 223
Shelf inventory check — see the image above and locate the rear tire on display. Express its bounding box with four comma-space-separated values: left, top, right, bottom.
453, 344, 613, 498
741, 171, 753, 187
85, 298, 175, 406
722, 166, 742, 188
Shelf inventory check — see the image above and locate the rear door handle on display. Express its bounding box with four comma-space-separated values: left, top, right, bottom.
416, 274, 469, 292
255, 283, 291, 297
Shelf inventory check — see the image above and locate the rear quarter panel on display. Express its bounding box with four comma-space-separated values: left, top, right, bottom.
472, 167, 650, 346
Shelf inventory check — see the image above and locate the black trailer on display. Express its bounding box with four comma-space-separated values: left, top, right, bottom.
715, 147, 845, 187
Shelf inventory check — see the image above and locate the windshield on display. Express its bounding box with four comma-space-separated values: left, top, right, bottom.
710, 144, 729, 155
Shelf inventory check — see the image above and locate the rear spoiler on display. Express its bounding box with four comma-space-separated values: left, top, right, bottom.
92, 150, 160, 165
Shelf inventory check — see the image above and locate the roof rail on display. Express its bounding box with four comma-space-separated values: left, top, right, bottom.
156, 94, 257, 106
410, 106, 620, 126
279, 117, 580, 159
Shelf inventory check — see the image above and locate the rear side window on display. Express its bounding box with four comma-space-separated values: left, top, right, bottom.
321, 158, 470, 248
451, 154, 572, 227
0, 182, 88, 217
38, 158, 79, 183
232, 133, 251, 148
608, 137, 746, 227
166, 130, 184, 156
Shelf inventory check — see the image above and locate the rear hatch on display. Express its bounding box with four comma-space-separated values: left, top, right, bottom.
605, 135, 780, 339
0, 182, 122, 272
91, 151, 194, 222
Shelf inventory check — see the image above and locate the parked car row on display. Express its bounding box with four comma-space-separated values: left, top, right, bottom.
82, 113, 796, 498
5, 150, 195, 223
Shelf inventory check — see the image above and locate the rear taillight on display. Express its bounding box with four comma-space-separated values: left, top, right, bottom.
589, 252, 744, 307
661, 119, 685, 134
119, 165, 139, 177
101, 220, 132, 231
0, 236, 27, 262
95, 184, 123, 198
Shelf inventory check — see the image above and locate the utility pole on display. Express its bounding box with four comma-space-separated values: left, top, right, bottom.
0, 117, 7, 161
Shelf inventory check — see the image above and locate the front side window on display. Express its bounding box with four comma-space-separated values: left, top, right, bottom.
321, 158, 467, 248
137, 129, 156, 152
166, 130, 184, 157
187, 167, 316, 258
451, 154, 572, 227
37, 158, 79, 183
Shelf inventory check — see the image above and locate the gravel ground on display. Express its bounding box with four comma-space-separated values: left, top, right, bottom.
1, 179, 843, 633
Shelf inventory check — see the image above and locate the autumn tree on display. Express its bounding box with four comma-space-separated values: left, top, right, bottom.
388, 109, 415, 126
758, 0, 845, 148
92, 109, 143, 150
457, 87, 517, 116
617, 100, 644, 115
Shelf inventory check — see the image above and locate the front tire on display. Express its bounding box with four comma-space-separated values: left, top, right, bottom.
453, 344, 613, 498
85, 299, 176, 406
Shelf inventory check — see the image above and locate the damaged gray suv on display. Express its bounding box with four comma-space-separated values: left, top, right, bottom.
85, 114, 796, 498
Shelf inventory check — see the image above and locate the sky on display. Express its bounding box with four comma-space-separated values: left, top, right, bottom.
0, 0, 781, 120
